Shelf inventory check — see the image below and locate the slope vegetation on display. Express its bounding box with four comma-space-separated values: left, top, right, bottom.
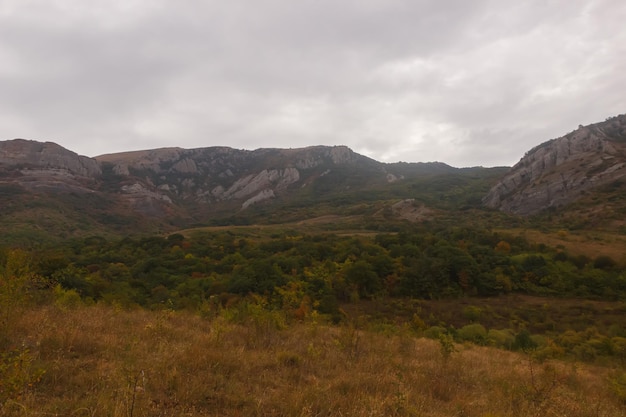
0, 139, 505, 244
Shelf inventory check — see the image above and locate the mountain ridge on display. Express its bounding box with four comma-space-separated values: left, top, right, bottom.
3, 112, 626, 244
483, 113, 626, 215
1, 140, 480, 242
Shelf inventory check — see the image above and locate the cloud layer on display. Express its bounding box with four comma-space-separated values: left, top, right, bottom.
1, 0, 625, 167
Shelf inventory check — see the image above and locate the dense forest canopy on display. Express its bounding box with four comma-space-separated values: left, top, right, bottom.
7, 225, 623, 315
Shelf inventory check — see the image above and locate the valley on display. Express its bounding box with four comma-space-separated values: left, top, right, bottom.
2, 113, 626, 415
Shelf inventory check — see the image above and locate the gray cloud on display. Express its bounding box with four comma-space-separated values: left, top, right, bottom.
1, 0, 625, 166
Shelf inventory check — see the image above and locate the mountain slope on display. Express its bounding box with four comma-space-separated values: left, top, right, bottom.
95, 146, 382, 210
1, 140, 498, 243
483, 114, 626, 215
0, 139, 101, 192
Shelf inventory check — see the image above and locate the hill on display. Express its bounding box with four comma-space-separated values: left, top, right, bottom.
2, 298, 625, 416
3, 112, 626, 243
0, 140, 505, 244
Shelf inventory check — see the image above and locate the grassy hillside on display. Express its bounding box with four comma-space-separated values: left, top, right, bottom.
2, 303, 625, 416
532, 179, 626, 232
499, 228, 626, 266
205, 167, 510, 231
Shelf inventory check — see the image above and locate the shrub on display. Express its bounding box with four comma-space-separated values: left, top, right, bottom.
0, 348, 46, 404
487, 329, 515, 349
423, 326, 447, 339
513, 329, 538, 351
530, 334, 548, 349
53, 285, 83, 310
457, 323, 488, 345
594, 255, 616, 270
438, 333, 456, 360
463, 305, 482, 322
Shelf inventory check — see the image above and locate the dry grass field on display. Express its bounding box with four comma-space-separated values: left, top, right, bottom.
499, 228, 626, 265
2, 303, 625, 417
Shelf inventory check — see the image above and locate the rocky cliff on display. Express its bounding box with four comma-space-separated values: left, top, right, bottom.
0, 140, 399, 218
94, 145, 382, 211
483, 114, 626, 215
0, 139, 101, 177
0, 139, 102, 193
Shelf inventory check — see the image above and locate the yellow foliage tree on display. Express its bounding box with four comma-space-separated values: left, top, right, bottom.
495, 240, 511, 254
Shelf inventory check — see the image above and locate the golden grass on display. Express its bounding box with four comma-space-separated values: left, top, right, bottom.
498, 228, 626, 264
3, 304, 625, 416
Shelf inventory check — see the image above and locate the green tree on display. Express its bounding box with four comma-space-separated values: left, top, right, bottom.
52, 264, 93, 298
344, 260, 382, 299
228, 259, 285, 295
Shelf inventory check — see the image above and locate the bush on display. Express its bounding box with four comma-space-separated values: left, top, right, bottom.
424, 326, 447, 339
530, 334, 548, 349
457, 324, 488, 345
463, 305, 482, 322
53, 285, 83, 310
0, 348, 46, 404
487, 329, 515, 349
594, 255, 616, 270
513, 329, 538, 351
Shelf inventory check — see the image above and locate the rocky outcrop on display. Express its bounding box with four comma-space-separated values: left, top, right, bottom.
218, 168, 300, 201
391, 199, 435, 222
483, 114, 626, 215
0, 139, 102, 194
242, 189, 276, 209
0, 140, 384, 212
121, 183, 173, 203
0, 139, 101, 177
95, 145, 376, 210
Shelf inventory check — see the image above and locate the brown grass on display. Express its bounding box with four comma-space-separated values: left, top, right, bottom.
2, 304, 625, 416
500, 228, 626, 265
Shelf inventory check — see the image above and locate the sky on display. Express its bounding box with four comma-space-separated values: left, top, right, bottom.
1, 0, 625, 168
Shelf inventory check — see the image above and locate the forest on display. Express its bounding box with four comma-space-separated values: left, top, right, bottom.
33, 226, 626, 306
3, 224, 626, 364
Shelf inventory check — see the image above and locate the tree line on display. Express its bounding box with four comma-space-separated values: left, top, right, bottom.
2, 226, 623, 318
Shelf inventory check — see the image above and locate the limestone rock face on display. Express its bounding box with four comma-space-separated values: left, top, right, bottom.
95, 145, 373, 209
218, 168, 300, 201
0, 139, 102, 194
483, 114, 626, 215
121, 183, 173, 203
242, 189, 276, 209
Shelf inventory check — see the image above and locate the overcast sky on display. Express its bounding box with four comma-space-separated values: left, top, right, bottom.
1, 0, 625, 167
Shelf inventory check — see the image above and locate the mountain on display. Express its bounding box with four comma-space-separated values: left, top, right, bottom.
483, 114, 626, 216
95, 145, 381, 213
4, 113, 625, 244
1, 140, 498, 243
0, 139, 101, 190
